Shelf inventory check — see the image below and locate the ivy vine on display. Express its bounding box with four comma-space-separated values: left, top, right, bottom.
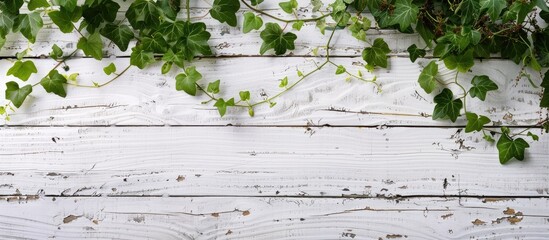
0, 0, 548, 164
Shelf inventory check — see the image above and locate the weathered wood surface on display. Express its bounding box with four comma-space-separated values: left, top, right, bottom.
0, 196, 547, 239
0, 127, 547, 197
0, 57, 545, 126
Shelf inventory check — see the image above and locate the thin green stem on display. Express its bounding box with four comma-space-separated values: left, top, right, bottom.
186, 0, 191, 21
240, 0, 329, 23
32, 49, 79, 87
453, 72, 468, 113
67, 65, 132, 88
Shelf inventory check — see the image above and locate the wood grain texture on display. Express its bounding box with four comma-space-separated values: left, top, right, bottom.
0, 196, 547, 239
1, 57, 545, 126
0, 127, 547, 197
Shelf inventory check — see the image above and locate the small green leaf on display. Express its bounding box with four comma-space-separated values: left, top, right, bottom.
210, 0, 240, 27
68, 73, 79, 81
260, 23, 297, 55
480, 0, 507, 20
161, 62, 172, 74
443, 49, 474, 72
497, 133, 529, 164
5, 81, 32, 108
279, 76, 288, 88
50, 44, 63, 59
279, 0, 298, 13
465, 112, 491, 133
103, 63, 116, 75
336, 65, 346, 75
239, 91, 250, 101
162, 49, 186, 68
130, 46, 155, 69
7, 60, 38, 81
141, 33, 168, 53
292, 20, 304, 31
243, 12, 263, 33
407, 44, 426, 63
207, 80, 221, 94
28, 0, 50, 10
251, 0, 264, 6
214, 98, 235, 117
418, 61, 438, 94
469, 75, 499, 101
175, 66, 202, 96
248, 106, 255, 117
40, 70, 67, 98
77, 33, 103, 60
527, 131, 539, 141
432, 88, 463, 122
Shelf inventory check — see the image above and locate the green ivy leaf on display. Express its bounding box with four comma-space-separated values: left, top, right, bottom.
50, 44, 64, 59
176, 22, 213, 61
2, 0, 23, 14
432, 88, 463, 122
0, 36, 6, 49
5, 81, 32, 108
210, 0, 240, 27
251, 0, 264, 6
77, 32, 103, 60
155, 0, 181, 20
54, 0, 77, 12
389, 0, 419, 31
480, 0, 507, 20
239, 91, 250, 101
418, 61, 438, 94
130, 46, 155, 69
13, 12, 43, 43
162, 49, 186, 68
469, 75, 499, 101
457, 0, 480, 25
465, 112, 491, 133
175, 66, 202, 96
7, 60, 38, 81
214, 98, 235, 117
279, 76, 288, 88
292, 20, 304, 31
0, 13, 15, 37
125, 0, 161, 30
243, 12, 263, 33
279, 0, 298, 14
103, 63, 116, 75
141, 33, 168, 53
336, 65, 346, 75
82, 0, 120, 31
407, 44, 426, 63
28, 0, 50, 10
48, 10, 74, 33
362, 38, 391, 68
161, 62, 172, 74
100, 23, 134, 51
527, 131, 539, 141
260, 23, 297, 55
207, 80, 221, 94
443, 49, 474, 72
497, 133, 529, 164
40, 70, 67, 98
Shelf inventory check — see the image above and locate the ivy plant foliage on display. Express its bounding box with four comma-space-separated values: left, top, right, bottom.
1, 0, 548, 163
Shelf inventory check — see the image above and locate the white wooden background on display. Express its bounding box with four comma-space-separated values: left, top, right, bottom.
1, 1, 548, 239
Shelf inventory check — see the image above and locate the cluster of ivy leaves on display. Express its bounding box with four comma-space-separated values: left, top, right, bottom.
0, 0, 548, 164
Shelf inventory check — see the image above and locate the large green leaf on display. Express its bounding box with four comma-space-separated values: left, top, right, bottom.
362, 38, 391, 68
125, 0, 161, 30
469, 75, 499, 101
28, 0, 50, 10
155, 0, 181, 20
141, 33, 168, 53
389, 0, 419, 31
7, 60, 37, 81
77, 32, 103, 60
480, 0, 506, 20
0, 13, 15, 37
407, 44, 426, 63
100, 23, 134, 51
48, 9, 74, 33
443, 49, 474, 72
210, 0, 240, 27
5, 81, 32, 108
457, 0, 480, 24
13, 13, 43, 43
418, 61, 438, 94
432, 88, 463, 122
176, 22, 213, 60
260, 23, 297, 55
130, 46, 155, 69
497, 133, 529, 164
214, 98, 235, 117
40, 70, 67, 98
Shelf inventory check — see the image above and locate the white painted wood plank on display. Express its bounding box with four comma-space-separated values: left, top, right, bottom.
1, 4, 421, 57
0, 127, 547, 197
0, 196, 547, 239
0, 57, 545, 126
